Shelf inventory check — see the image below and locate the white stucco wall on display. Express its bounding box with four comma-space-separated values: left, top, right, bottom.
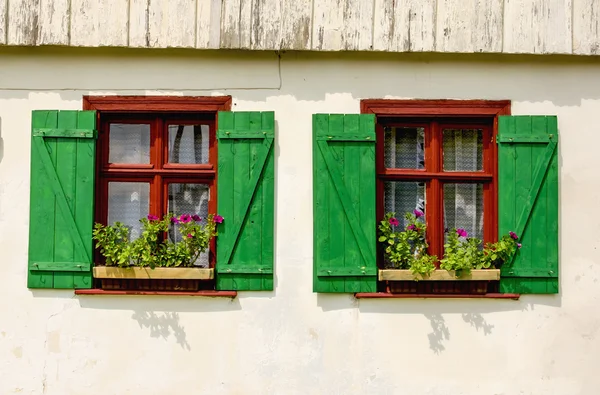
1, 47, 599, 395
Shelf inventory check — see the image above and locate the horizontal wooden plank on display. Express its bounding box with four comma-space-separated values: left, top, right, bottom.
501, 268, 558, 278
379, 269, 501, 281
216, 131, 275, 139
497, 135, 555, 143
317, 267, 378, 276
216, 266, 273, 274
93, 266, 214, 280
315, 134, 375, 141
32, 262, 91, 271
33, 128, 97, 138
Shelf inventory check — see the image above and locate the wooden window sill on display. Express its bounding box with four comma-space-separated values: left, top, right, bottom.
355, 292, 520, 300
75, 289, 237, 297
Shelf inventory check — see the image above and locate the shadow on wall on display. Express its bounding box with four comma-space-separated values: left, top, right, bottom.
317, 293, 561, 354
77, 295, 241, 350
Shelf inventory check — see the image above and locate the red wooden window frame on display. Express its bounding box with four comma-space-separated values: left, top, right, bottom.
84, 96, 232, 268
361, 99, 511, 264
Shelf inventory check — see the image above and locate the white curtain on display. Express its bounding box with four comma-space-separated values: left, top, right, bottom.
442, 129, 484, 240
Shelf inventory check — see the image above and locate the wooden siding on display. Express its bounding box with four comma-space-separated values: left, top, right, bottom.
0, 0, 599, 55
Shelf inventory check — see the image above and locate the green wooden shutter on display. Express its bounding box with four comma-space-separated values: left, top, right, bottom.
216, 111, 274, 291
498, 116, 559, 294
28, 110, 97, 289
313, 114, 377, 293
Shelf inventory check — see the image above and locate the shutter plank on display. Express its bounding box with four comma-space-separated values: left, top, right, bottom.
343, 115, 361, 293
53, 111, 78, 289
359, 114, 377, 292
28, 111, 58, 289
232, 112, 250, 291
215, 111, 235, 291
73, 111, 96, 289
327, 115, 346, 293
313, 114, 332, 292
260, 112, 275, 291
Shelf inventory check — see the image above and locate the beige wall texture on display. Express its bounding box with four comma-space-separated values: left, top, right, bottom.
0, 48, 599, 395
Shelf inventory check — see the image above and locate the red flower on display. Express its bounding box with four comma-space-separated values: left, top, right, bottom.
214, 215, 224, 224
389, 217, 399, 226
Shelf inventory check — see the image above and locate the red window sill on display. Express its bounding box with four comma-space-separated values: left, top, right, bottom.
355, 292, 520, 300
75, 289, 237, 297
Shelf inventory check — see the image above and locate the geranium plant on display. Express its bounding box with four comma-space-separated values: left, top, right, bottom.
440, 228, 521, 276
378, 210, 437, 277
92, 213, 223, 269
378, 211, 522, 279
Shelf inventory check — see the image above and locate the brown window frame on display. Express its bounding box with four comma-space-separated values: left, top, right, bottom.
84, 96, 232, 268
361, 99, 511, 266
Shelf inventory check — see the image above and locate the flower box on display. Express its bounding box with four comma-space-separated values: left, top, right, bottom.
93, 266, 214, 280
378, 269, 500, 281
93, 267, 214, 291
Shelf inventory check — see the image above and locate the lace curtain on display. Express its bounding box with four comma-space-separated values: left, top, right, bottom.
384, 127, 484, 239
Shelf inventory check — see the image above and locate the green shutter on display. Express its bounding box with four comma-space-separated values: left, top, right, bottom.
498, 116, 559, 294
216, 111, 274, 291
28, 110, 97, 289
313, 114, 377, 293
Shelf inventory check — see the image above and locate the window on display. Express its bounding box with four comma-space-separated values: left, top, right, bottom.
376, 118, 496, 260
313, 101, 561, 297
27, 97, 276, 294
96, 113, 217, 267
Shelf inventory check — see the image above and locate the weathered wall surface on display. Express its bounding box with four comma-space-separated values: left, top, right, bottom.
1, 0, 600, 55
1, 48, 600, 394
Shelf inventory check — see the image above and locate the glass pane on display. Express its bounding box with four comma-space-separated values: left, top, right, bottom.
442, 129, 483, 171
167, 183, 210, 267
108, 182, 150, 241
384, 127, 425, 169
443, 183, 484, 241
168, 125, 209, 164
384, 181, 426, 229
109, 124, 151, 164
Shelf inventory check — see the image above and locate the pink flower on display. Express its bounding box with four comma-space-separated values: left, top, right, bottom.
389, 217, 399, 226
214, 215, 224, 224
170, 217, 179, 224
191, 214, 201, 222
413, 209, 424, 218
187, 233, 193, 238
456, 228, 468, 238
180, 214, 192, 223
407, 224, 416, 231
517, 243, 522, 249
147, 215, 159, 221
509, 231, 518, 240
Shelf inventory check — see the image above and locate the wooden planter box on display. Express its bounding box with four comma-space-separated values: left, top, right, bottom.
379, 269, 500, 295
379, 269, 500, 281
93, 267, 214, 292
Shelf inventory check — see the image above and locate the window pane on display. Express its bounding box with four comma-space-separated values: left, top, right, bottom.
442, 129, 483, 171
168, 125, 209, 164
108, 182, 150, 240
384, 181, 426, 228
384, 127, 425, 169
443, 183, 483, 241
109, 124, 150, 164
167, 183, 210, 267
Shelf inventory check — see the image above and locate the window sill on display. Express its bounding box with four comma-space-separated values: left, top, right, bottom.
355, 292, 520, 300
75, 289, 237, 297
